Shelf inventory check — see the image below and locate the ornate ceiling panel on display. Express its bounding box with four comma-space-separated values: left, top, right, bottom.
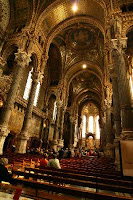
41, 0, 104, 36
72, 72, 101, 95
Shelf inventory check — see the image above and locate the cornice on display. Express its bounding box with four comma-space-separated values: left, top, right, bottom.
15, 96, 46, 119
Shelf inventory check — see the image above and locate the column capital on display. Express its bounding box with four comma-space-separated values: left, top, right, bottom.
40, 54, 49, 73
15, 49, 31, 68
57, 100, 63, 108
32, 70, 44, 84
111, 37, 128, 52
104, 99, 112, 108
0, 57, 6, 66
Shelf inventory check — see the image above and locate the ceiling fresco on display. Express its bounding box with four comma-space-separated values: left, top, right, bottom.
72, 72, 101, 95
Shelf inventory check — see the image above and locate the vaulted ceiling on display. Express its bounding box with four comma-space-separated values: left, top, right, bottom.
6, 0, 131, 115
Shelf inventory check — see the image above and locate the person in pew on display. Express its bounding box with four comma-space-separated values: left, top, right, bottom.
58, 148, 64, 159
39, 154, 48, 168
47, 154, 61, 169
0, 158, 12, 183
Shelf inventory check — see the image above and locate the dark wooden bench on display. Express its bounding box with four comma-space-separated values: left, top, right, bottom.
25, 167, 133, 188
0, 182, 77, 200
11, 175, 133, 200
12, 170, 133, 195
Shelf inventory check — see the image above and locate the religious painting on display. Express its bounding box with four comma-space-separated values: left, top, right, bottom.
8, 107, 24, 133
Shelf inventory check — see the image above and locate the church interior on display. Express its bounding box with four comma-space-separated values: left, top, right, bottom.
0, 0, 133, 199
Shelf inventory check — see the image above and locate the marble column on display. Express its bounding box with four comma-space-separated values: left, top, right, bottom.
69, 116, 74, 149
105, 96, 114, 157
16, 71, 43, 153
105, 99, 113, 145
111, 38, 133, 139
58, 106, 65, 149
0, 50, 31, 155
53, 101, 62, 151
109, 64, 122, 168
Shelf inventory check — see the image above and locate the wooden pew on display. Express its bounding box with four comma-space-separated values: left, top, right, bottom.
11, 174, 133, 200
0, 182, 77, 200
12, 170, 133, 195
25, 167, 133, 188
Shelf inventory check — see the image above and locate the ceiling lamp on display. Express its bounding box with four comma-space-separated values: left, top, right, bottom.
72, 0, 79, 12
72, 3, 78, 12
82, 64, 87, 69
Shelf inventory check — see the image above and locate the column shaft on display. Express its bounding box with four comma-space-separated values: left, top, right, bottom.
0, 50, 31, 155
16, 71, 41, 153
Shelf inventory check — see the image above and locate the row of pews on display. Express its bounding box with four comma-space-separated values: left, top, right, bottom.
1, 154, 133, 199
11, 166, 133, 200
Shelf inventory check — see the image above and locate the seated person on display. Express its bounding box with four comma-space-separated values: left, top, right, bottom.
47, 154, 61, 169
39, 154, 48, 168
0, 158, 12, 183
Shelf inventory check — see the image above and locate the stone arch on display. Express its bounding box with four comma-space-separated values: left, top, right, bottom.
31, 53, 39, 71
2, 45, 18, 75
2, 44, 18, 62
86, 132, 96, 140
43, 16, 105, 56
122, 22, 133, 37
64, 61, 103, 97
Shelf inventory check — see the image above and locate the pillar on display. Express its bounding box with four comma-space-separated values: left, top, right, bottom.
109, 64, 122, 168
104, 90, 114, 157
16, 71, 43, 153
69, 116, 74, 149
58, 106, 65, 149
53, 101, 63, 151
105, 86, 113, 144
0, 50, 31, 155
111, 38, 133, 139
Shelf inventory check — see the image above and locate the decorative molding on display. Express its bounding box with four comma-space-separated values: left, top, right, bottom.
15, 96, 46, 119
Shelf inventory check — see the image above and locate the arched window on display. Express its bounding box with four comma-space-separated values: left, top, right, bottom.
23, 68, 41, 107
53, 101, 57, 121
33, 81, 40, 106
96, 115, 100, 139
82, 115, 86, 138
23, 68, 33, 100
89, 116, 93, 133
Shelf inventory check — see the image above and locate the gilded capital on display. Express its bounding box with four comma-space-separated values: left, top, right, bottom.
15, 50, 31, 68
111, 37, 127, 52
32, 71, 44, 84
0, 57, 6, 66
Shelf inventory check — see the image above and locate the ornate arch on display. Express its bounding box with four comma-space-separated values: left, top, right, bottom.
64, 60, 103, 96
86, 132, 96, 139
122, 21, 133, 37
43, 16, 105, 56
